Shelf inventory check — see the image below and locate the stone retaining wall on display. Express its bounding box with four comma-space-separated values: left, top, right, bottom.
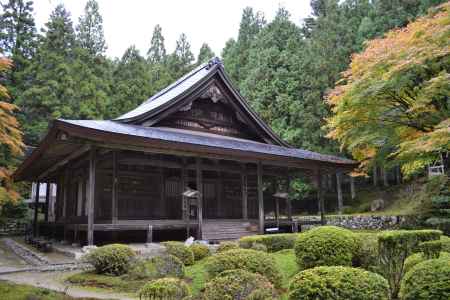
0, 219, 27, 236
297, 215, 421, 231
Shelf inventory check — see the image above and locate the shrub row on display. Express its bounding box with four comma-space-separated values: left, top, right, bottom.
139, 277, 190, 300
162, 241, 195, 266
127, 254, 185, 280
239, 233, 298, 252
84, 244, 136, 276
403, 251, 450, 274
204, 248, 282, 288
190, 244, 210, 261
216, 241, 239, 253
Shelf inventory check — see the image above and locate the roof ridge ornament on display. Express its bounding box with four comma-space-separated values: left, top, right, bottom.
206, 57, 223, 70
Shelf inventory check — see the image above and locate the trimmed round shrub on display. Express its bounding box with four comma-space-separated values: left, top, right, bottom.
139, 277, 190, 300
190, 244, 210, 261
202, 269, 276, 300
353, 232, 379, 271
204, 249, 282, 288
400, 258, 450, 300
294, 226, 357, 269
288, 266, 389, 300
84, 244, 136, 275
216, 241, 239, 253
404, 251, 450, 274
128, 254, 185, 280
251, 243, 268, 252
239, 233, 297, 252
162, 241, 194, 266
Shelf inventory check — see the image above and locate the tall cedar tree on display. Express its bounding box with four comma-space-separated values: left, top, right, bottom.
147, 24, 166, 64
76, 0, 106, 56
0, 0, 37, 101
196, 43, 215, 65
166, 33, 194, 79
0, 57, 23, 205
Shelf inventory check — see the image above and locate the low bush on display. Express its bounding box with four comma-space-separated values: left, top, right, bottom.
353, 232, 379, 271
419, 240, 442, 259
216, 241, 239, 253
294, 226, 357, 270
400, 258, 450, 300
127, 254, 184, 280
440, 235, 450, 252
288, 266, 389, 300
204, 248, 282, 288
378, 229, 442, 298
138, 277, 190, 300
162, 241, 194, 266
239, 233, 297, 252
403, 251, 450, 274
202, 269, 276, 300
84, 244, 136, 276
190, 244, 210, 261
250, 242, 268, 252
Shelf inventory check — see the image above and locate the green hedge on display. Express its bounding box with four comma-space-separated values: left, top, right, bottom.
202, 269, 276, 300
400, 258, 450, 300
138, 277, 190, 300
250, 243, 268, 252
294, 226, 357, 270
204, 249, 282, 288
378, 229, 442, 298
127, 254, 184, 280
419, 240, 442, 259
190, 244, 210, 261
440, 235, 450, 252
84, 244, 136, 276
162, 241, 194, 266
239, 233, 297, 252
216, 241, 239, 253
353, 232, 379, 271
403, 252, 450, 274
288, 266, 389, 300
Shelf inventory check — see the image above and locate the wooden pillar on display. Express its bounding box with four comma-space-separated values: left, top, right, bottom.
33, 182, 40, 237
272, 179, 279, 227
147, 225, 153, 243
286, 176, 292, 221
316, 170, 325, 225
395, 166, 401, 185
336, 172, 343, 215
196, 157, 203, 240
350, 176, 356, 200
257, 162, 264, 234
112, 151, 118, 224
181, 158, 187, 221
63, 171, 69, 241
373, 164, 378, 187
241, 164, 248, 220
44, 182, 50, 222
87, 148, 96, 246
382, 167, 389, 187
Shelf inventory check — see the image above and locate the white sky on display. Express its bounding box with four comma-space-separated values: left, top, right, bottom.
32, 0, 312, 59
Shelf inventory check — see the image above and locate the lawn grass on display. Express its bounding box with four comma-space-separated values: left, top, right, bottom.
66, 271, 146, 294
0, 280, 95, 300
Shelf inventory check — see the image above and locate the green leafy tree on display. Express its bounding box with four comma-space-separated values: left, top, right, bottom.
196, 42, 215, 65
76, 0, 106, 56
327, 2, 450, 176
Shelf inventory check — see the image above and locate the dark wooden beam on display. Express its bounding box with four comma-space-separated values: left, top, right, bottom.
257, 162, 264, 234
37, 145, 91, 181
316, 169, 326, 225
336, 171, 343, 215
44, 182, 50, 222
87, 148, 96, 245
33, 182, 40, 237
196, 157, 203, 240
241, 164, 248, 220
286, 176, 292, 221
112, 151, 118, 224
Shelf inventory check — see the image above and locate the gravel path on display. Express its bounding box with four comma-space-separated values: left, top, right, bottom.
0, 271, 136, 300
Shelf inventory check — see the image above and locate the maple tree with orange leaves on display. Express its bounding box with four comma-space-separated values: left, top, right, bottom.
326, 2, 450, 177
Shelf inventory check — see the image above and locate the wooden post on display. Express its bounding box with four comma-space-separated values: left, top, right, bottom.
373, 164, 378, 187
196, 157, 203, 240
382, 167, 389, 187
87, 148, 96, 246
147, 225, 153, 243
350, 175, 356, 200
396, 166, 401, 185
273, 179, 279, 227
33, 182, 40, 237
63, 171, 69, 241
316, 170, 325, 225
44, 182, 50, 222
112, 151, 118, 224
181, 158, 187, 221
257, 162, 264, 234
241, 164, 248, 220
286, 176, 292, 221
336, 172, 343, 215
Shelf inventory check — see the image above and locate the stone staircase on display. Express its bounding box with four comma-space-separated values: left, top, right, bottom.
202, 220, 258, 241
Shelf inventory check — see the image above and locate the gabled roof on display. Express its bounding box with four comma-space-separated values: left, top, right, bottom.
115, 57, 290, 147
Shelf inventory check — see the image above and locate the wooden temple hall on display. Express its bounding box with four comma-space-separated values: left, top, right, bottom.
14, 58, 356, 245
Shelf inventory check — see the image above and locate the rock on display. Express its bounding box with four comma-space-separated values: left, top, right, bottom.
82, 245, 97, 253
184, 236, 195, 246
371, 199, 385, 211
